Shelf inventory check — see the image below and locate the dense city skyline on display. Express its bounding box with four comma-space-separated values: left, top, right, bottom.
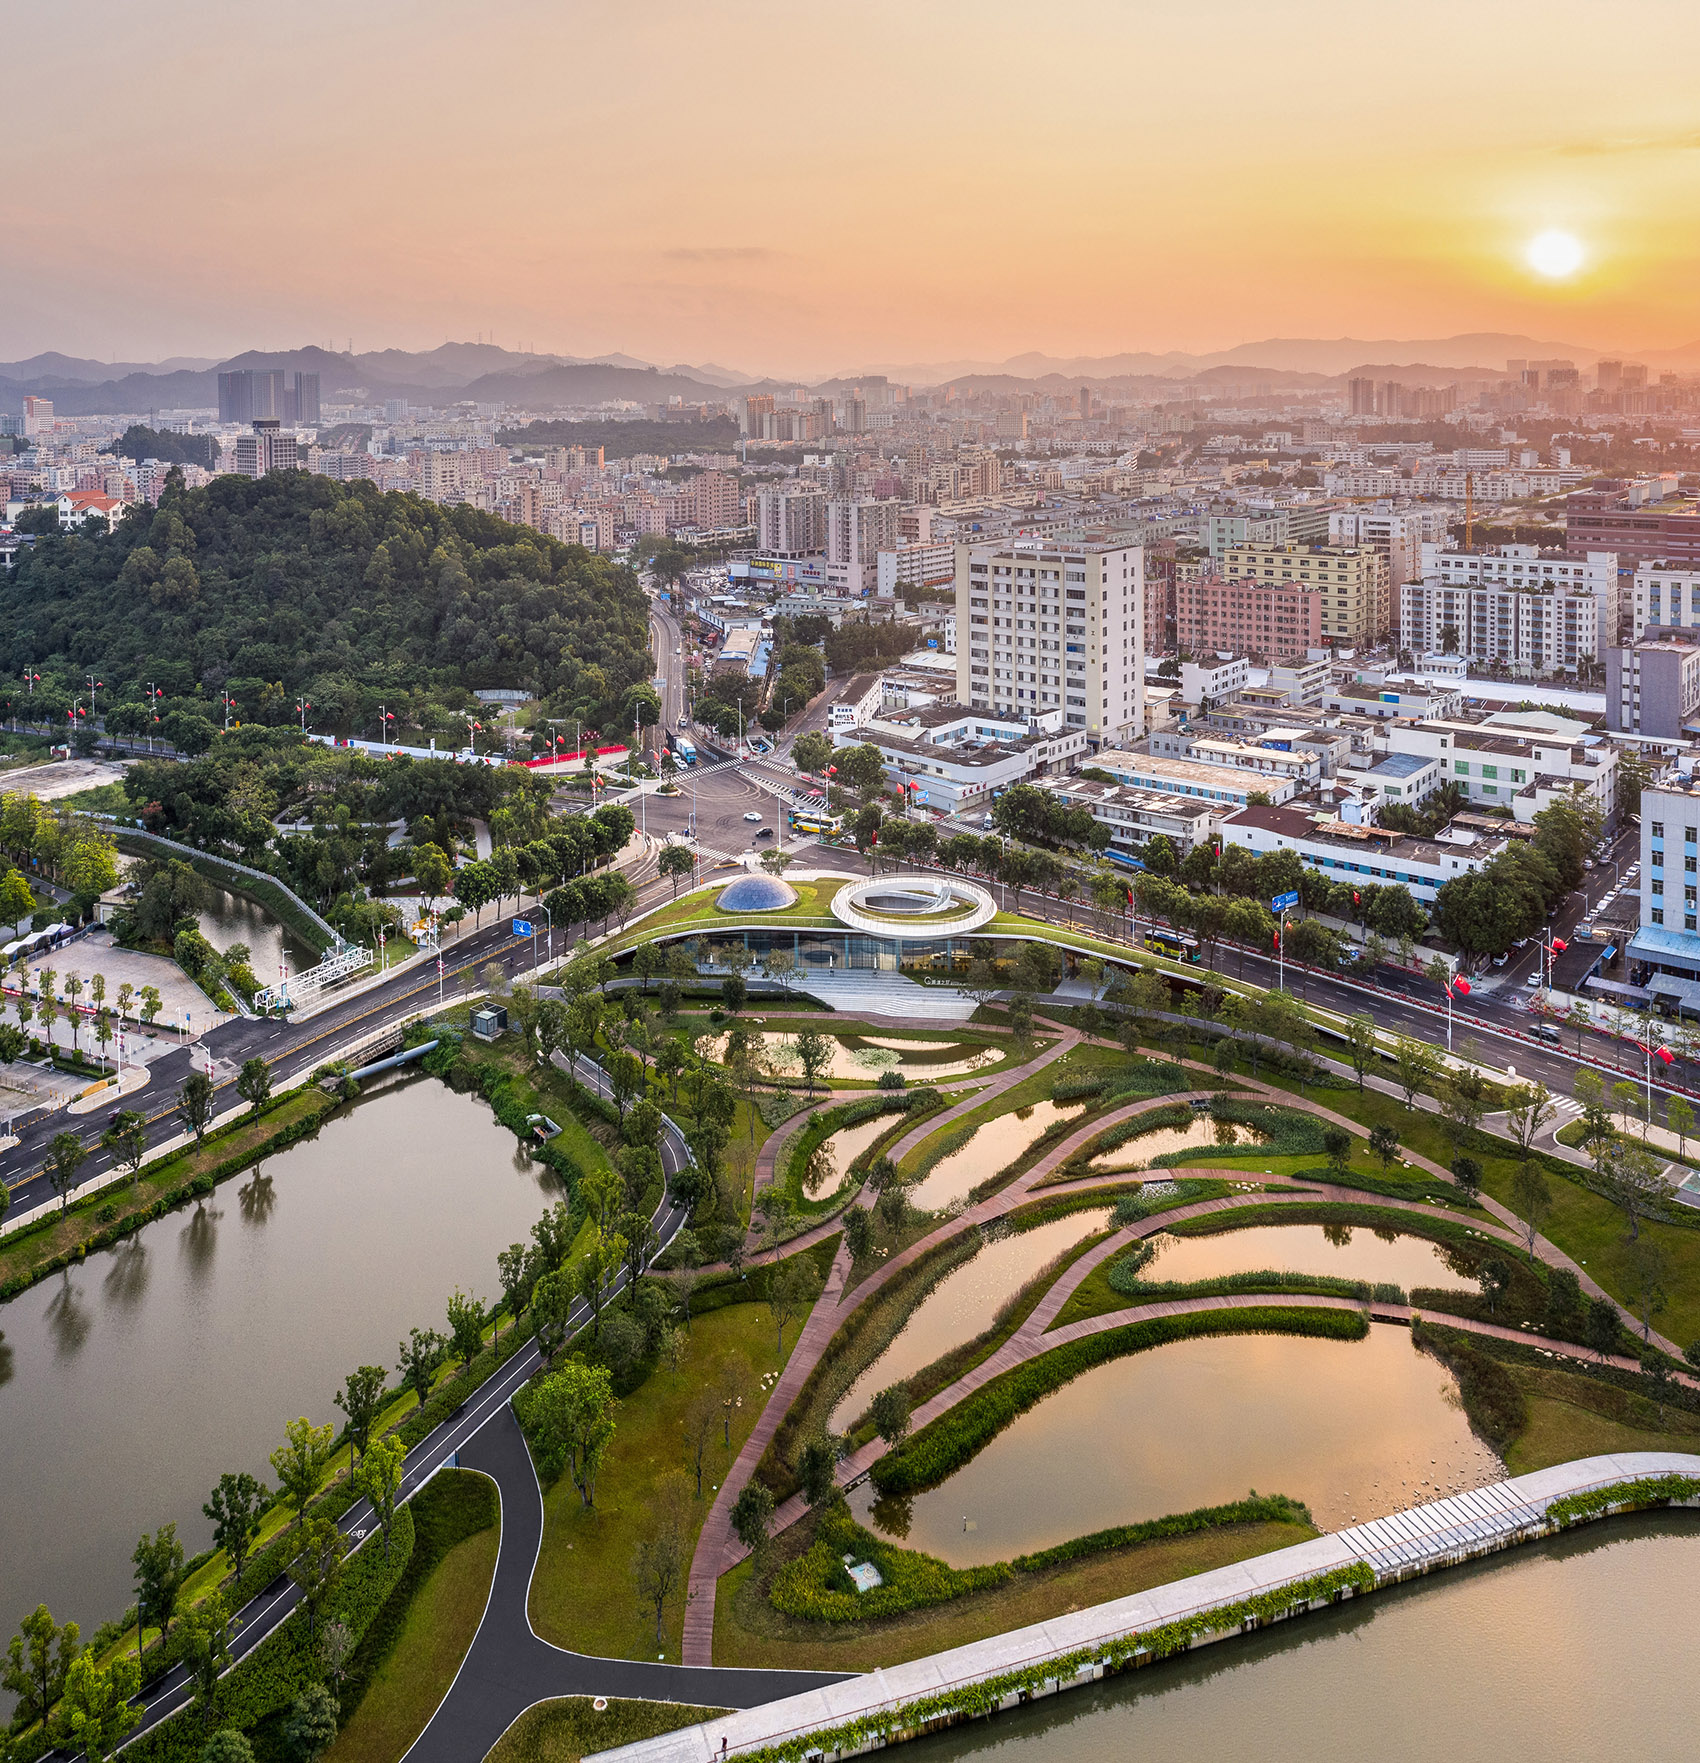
9, 1, 1700, 376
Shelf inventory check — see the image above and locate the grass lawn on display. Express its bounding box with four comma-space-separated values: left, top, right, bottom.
1504, 1362, 1700, 1476
485, 1698, 725, 1763
712, 1515, 1315, 1671
1254, 1068, 1700, 1348
527, 1299, 809, 1660
325, 1526, 499, 1763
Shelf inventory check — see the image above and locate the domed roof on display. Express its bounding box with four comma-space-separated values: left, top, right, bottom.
716, 874, 798, 913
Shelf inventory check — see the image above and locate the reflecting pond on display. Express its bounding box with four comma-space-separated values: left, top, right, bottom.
195, 883, 319, 978
802, 1114, 899, 1197
1088, 1116, 1265, 1169
910, 1101, 1089, 1213
1149, 1222, 1477, 1292
852, 1327, 1499, 1565
0, 1077, 558, 1640
701, 1032, 1001, 1083
908, 1516, 1700, 1763
831, 1210, 1112, 1434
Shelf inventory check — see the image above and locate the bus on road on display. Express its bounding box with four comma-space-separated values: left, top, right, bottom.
1143, 928, 1201, 964
788, 805, 844, 838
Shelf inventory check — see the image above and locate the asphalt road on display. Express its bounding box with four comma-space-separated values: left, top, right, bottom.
112, 1050, 811, 1755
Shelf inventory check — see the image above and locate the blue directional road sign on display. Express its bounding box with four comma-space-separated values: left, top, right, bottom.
1271, 891, 1300, 913
512, 918, 534, 937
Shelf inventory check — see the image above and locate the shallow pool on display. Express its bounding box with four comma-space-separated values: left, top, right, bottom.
701, 1032, 1001, 1083
830, 1210, 1112, 1434
1088, 1115, 1265, 1168
1148, 1222, 1477, 1292
802, 1114, 900, 1197
909, 1100, 1089, 1212
852, 1326, 1498, 1564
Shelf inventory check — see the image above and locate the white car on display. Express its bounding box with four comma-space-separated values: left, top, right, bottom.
743, 810, 763, 823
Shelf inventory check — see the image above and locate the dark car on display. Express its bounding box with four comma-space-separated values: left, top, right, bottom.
754, 826, 774, 840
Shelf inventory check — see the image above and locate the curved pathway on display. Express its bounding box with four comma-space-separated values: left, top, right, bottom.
681, 1030, 1080, 1659
718, 1027, 1081, 1270
398, 1409, 846, 1763
682, 1042, 1693, 1661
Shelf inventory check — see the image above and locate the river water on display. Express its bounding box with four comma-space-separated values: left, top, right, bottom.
195, 883, 319, 978
853, 1327, 1500, 1564
0, 1077, 557, 1641
908, 1515, 1700, 1763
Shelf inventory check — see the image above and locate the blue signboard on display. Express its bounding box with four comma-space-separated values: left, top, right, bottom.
1271, 890, 1300, 913
512, 919, 534, 937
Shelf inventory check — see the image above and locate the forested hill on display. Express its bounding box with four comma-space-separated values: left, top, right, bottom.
0, 471, 652, 739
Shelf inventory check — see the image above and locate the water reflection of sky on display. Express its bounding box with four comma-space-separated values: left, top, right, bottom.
0, 1079, 555, 1637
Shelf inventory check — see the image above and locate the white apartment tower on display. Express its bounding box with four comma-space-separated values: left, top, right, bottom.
957, 532, 1144, 746
756, 486, 827, 558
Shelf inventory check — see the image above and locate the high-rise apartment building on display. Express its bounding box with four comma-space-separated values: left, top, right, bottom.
957, 531, 1144, 745
1174, 576, 1322, 659
22, 394, 54, 438
219, 368, 319, 427
1220, 542, 1391, 646
1328, 506, 1451, 591
1348, 377, 1376, 416
756, 486, 826, 558
1610, 637, 1700, 739
827, 498, 900, 566
232, 420, 299, 478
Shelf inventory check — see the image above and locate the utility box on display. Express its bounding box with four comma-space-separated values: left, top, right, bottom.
471, 1006, 508, 1041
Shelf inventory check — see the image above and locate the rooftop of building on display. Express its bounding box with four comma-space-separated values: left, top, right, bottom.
1367, 753, 1434, 778
1043, 777, 1214, 820
1095, 749, 1280, 792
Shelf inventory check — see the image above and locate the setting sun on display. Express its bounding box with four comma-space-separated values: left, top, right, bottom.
1526, 228, 1585, 279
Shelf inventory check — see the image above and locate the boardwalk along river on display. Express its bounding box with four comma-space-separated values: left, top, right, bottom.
908, 1516, 1700, 1763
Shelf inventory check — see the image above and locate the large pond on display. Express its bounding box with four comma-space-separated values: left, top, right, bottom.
196, 883, 319, 978
909, 1101, 1088, 1213
909, 1516, 1700, 1763
1088, 1115, 1265, 1170
830, 1211, 1112, 1435
0, 1077, 557, 1643
852, 1327, 1499, 1565
1149, 1222, 1477, 1292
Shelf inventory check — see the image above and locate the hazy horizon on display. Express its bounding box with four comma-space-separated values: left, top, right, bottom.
8, 0, 1700, 380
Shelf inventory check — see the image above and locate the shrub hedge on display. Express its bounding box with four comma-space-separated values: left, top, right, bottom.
1009, 1491, 1313, 1571
124, 1507, 416, 1763
334, 1469, 498, 1726
872, 1305, 1370, 1496
1109, 1262, 1406, 1306
770, 1503, 1012, 1621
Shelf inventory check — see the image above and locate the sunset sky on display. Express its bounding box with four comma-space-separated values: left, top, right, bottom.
10, 0, 1700, 378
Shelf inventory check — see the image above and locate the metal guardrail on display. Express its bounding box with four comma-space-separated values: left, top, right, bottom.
109, 825, 340, 950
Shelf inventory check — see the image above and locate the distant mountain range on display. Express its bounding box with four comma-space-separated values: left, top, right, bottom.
0, 343, 754, 418
8, 331, 1700, 417
839, 332, 1700, 385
